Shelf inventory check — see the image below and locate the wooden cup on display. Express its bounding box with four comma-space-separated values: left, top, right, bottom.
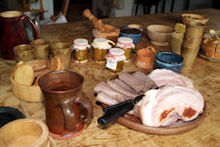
31, 39, 49, 59
182, 22, 206, 69
170, 32, 184, 55
50, 42, 72, 70
13, 44, 35, 61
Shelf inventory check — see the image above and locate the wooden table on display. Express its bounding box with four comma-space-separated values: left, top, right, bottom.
1, 9, 220, 146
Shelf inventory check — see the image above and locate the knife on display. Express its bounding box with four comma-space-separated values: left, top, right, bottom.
97, 94, 145, 125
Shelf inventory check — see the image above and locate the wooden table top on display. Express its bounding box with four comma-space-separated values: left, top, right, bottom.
1, 9, 220, 146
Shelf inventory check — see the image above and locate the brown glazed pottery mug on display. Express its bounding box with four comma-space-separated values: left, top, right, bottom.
0, 11, 39, 60
38, 71, 93, 139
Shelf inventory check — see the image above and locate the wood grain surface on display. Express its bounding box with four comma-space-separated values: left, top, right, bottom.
0, 9, 220, 147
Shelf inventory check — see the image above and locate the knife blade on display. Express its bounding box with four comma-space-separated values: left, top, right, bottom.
97, 94, 145, 125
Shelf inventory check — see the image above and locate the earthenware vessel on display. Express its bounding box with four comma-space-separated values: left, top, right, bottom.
155, 52, 184, 73
0, 11, 39, 59
135, 46, 156, 70
38, 71, 93, 140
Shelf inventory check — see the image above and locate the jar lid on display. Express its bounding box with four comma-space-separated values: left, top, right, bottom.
92, 38, 112, 49
109, 48, 125, 55
118, 37, 133, 44
93, 38, 108, 44
74, 38, 88, 45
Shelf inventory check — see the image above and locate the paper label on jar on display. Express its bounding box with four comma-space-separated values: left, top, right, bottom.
106, 58, 117, 70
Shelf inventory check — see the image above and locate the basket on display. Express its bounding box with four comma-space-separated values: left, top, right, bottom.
10, 74, 44, 102
201, 38, 220, 60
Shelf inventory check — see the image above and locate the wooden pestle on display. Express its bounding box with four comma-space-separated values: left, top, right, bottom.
83, 9, 115, 33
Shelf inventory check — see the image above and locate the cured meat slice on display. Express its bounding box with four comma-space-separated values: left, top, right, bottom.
148, 69, 194, 88
136, 85, 204, 127
94, 82, 127, 102
107, 79, 137, 98
97, 92, 119, 106
132, 71, 157, 91
119, 72, 146, 93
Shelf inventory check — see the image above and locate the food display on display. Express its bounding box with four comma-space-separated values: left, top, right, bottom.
116, 37, 135, 61
2, 8, 217, 146
95, 69, 205, 129
105, 48, 125, 73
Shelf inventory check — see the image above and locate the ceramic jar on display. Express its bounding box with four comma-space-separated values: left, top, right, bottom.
135, 46, 156, 70
105, 48, 126, 73
116, 37, 135, 60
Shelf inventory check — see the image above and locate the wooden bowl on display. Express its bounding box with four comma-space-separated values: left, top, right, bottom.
92, 24, 120, 42
0, 119, 55, 147
146, 24, 174, 46
10, 74, 44, 102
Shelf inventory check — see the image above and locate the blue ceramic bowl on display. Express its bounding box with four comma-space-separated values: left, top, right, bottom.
119, 27, 142, 44
155, 52, 184, 73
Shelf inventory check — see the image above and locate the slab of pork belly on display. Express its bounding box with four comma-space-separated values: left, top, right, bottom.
119, 72, 146, 93
137, 85, 204, 127
107, 79, 138, 99
132, 71, 158, 91
148, 69, 194, 88
94, 82, 128, 102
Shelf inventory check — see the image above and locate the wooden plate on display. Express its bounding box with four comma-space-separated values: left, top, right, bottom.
100, 102, 206, 135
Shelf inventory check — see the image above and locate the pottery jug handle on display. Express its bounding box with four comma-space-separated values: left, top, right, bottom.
146, 46, 156, 54
20, 15, 39, 39
59, 98, 76, 130
75, 93, 93, 125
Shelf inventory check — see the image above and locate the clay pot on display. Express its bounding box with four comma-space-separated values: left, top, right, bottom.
135, 46, 156, 70
38, 71, 93, 140
146, 24, 174, 46
0, 119, 55, 147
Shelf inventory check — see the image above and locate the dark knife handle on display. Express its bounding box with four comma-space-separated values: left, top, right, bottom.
97, 102, 134, 125
103, 99, 132, 113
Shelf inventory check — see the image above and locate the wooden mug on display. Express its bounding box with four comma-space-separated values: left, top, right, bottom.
38, 71, 93, 139
31, 39, 49, 59
13, 44, 35, 61
50, 42, 72, 70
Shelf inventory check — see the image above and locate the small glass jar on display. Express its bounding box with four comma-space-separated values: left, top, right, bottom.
116, 37, 135, 60
92, 38, 114, 62
106, 48, 126, 73
73, 38, 90, 62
